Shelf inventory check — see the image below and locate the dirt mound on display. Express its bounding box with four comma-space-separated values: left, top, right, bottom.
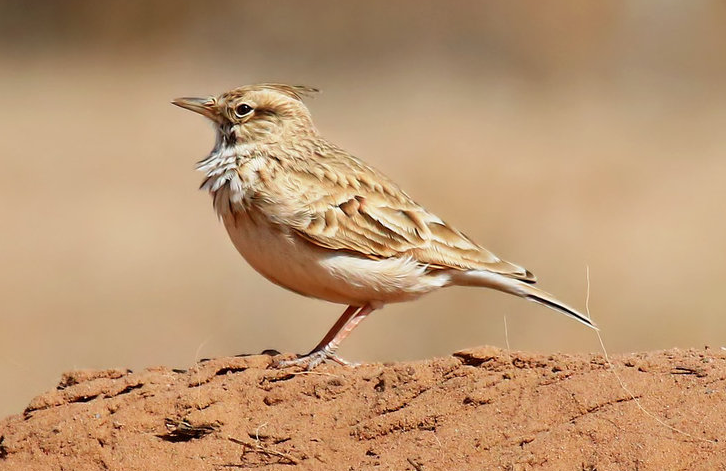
0, 347, 724, 470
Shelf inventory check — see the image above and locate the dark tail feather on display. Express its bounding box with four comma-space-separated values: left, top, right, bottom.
450, 269, 598, 330
524, 290, 597, 329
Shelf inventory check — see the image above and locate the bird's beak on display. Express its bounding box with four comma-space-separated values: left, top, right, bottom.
171, 96, 219, 121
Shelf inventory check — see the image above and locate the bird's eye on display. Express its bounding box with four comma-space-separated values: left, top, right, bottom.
234, 103, 253, 117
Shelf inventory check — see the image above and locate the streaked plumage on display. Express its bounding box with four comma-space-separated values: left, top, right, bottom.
173, 83, 596, 368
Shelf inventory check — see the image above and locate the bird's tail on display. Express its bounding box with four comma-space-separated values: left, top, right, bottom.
449, 270, 597, 330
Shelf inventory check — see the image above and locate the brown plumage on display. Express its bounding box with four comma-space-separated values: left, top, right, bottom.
173, 83, 595, 369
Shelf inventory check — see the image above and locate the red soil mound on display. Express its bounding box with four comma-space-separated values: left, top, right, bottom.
1, 347, 724, 470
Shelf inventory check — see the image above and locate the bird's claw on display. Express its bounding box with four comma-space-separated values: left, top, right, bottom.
275, 348, 359, 370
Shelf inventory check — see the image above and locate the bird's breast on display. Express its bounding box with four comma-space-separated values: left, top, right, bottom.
221, 209, 356, 303
220, 208, 451, 306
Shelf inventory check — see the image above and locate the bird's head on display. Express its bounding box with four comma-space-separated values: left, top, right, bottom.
172, 83, 319, 146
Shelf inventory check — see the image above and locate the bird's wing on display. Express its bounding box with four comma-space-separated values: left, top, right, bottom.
264, 144, 535, 282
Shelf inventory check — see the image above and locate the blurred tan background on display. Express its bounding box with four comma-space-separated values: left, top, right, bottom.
2, 0, 725, 417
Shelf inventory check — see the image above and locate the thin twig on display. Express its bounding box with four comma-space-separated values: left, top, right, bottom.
407, 457, 424, 471
503, 314, 511, 352
586, 266, 717, 444
228, 436, 299, 465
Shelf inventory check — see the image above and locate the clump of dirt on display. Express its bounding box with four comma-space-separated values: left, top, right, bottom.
1, 347, 724, 470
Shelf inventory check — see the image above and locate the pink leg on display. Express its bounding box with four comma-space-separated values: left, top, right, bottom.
276, 304, 376, 369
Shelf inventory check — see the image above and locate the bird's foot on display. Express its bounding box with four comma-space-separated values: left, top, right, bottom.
274, 347, 359, 370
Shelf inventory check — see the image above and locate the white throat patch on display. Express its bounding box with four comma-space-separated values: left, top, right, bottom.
197, 142, 259, 217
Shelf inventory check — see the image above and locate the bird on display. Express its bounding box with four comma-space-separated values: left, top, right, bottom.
172, 83, 596, 369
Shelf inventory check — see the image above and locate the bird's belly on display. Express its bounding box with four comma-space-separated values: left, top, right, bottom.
222, 210, 450, 306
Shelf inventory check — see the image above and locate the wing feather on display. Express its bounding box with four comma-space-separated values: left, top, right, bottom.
259, 143, 535, 282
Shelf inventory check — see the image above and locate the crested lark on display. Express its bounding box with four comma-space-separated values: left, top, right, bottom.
173, 84, 596, 369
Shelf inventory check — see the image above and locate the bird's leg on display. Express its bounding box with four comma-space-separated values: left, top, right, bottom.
276, 304, 376, 369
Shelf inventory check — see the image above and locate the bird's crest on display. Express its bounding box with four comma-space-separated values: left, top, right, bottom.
256, 83, 320, 101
